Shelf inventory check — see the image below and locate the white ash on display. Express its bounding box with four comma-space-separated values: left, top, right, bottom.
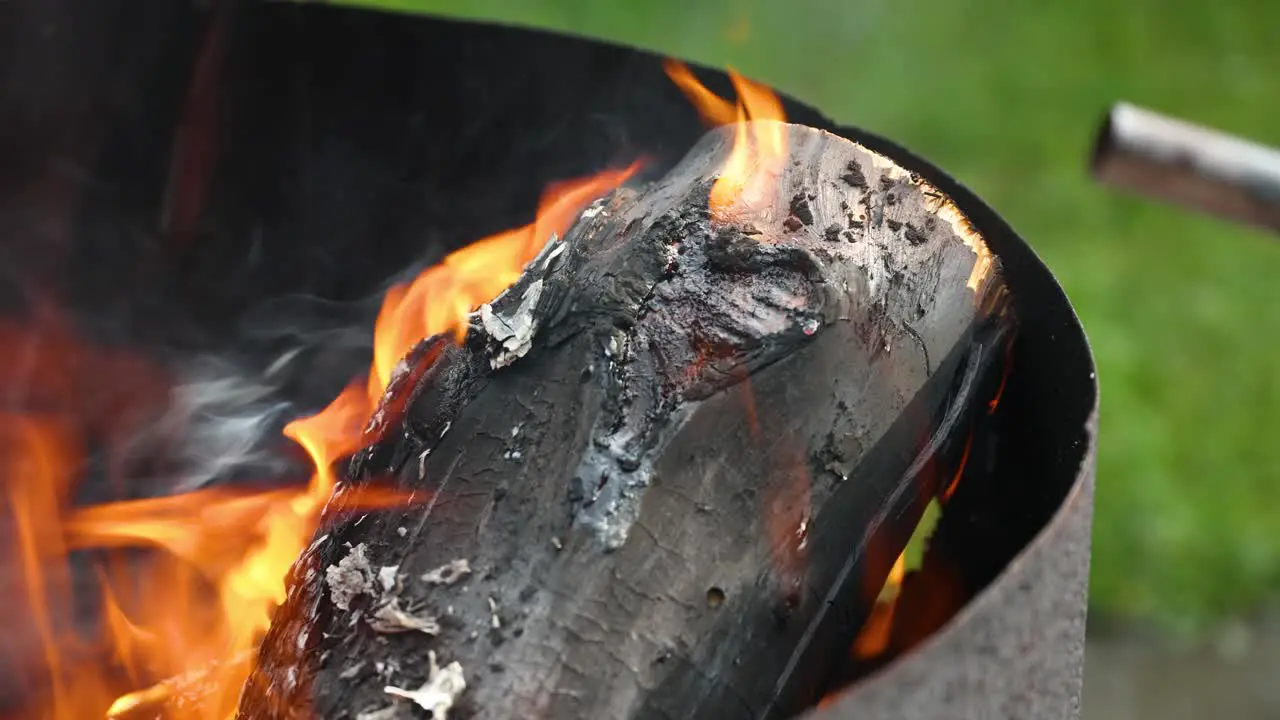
503, 424, 524, 461
541, 237, 568, 269
470, 216, 591, 371
326, 547, 463, 635
419, 558, 471, 586
339, 662, 365, 680
377, 565, 399, 593
534, 231, 564, 268
479, 232, 561, 315
396, 526, 407, 537
325, 543, 374, 611
383, 651, 466, 720
578, 198, 607, 221
573, 427, 686, 551
487, 596, 501, 629
368, 598, 440, 636
479, 278, 544, 369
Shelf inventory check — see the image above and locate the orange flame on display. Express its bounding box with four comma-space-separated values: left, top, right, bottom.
663, 60, 787, 221
662, 60, 737, 126
850, 552, 906, 659
370, 163, 640, 394
2, 416, 93, 720
847, 405, 983, 667
941, 430, 974, 504
1, 164, 638, 718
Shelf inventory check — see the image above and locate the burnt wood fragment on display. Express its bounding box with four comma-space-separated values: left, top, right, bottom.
238, 123, 1015, 720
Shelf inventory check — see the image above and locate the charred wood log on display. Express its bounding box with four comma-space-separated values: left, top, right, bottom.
239, 123, 1015, 720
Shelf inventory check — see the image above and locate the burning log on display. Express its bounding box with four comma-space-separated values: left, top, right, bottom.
241, 121, 1014, 719
240, 120, 1013, 720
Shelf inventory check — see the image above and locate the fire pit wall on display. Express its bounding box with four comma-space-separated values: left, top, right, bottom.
0, 2, 1098, 719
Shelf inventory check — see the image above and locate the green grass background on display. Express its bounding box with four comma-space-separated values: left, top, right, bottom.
338, 0, 1279, 634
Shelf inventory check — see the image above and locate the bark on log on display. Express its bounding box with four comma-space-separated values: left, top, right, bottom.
238, 122, 1015, 720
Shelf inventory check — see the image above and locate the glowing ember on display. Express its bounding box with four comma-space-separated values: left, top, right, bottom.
0, 164, 637, 718
663, 60, 787, 222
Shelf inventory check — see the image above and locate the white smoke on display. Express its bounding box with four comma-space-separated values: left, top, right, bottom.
140, 291, 387, 494
155, 253, 457, 493
157, 355, 296, 492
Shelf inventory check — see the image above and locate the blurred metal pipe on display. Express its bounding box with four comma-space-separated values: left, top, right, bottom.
1090, 102, 1280, 233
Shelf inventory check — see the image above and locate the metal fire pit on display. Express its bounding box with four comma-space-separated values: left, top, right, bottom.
0, 2, 1097, 718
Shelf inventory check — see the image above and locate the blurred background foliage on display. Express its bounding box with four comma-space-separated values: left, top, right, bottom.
338, 0, 1279, 635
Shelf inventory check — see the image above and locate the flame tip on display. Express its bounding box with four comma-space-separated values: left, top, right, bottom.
4, 163, 636, 718
664, 56, 788, 222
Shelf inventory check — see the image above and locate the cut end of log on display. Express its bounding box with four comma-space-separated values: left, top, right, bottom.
239, 121, 1015, 720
